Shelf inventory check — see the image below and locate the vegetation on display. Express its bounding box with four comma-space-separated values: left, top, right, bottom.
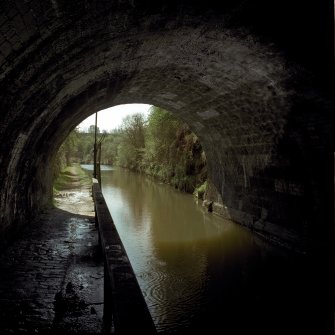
194, 180, 208, 200
141, 107, 207, 192
53, 106, 207, 194
53, 164, 92, 192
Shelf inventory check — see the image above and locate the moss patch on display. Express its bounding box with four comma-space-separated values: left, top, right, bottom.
193, 181, 207, 200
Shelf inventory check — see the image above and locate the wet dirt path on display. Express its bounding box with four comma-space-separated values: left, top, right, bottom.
0, 168, 104, 334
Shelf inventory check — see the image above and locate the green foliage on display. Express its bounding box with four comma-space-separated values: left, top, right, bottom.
53, 128, 80, 180
53, 164, 92, 192
117, 141, 137, 168
139, 106, 207, 193
144, 107, 179, 167
116, 113, 146, 170
53, 107, 207, 194
100, 132, 121, 165
120, 113, 146, 148
193, 181, 208, 199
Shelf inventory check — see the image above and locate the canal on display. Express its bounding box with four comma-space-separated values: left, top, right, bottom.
82, 165, 310, 334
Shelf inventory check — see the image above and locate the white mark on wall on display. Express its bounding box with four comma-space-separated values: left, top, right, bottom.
197, 109, 220, 120
129, 86, 139, 93
167, 100, 186, 110
157, 92, 177, 100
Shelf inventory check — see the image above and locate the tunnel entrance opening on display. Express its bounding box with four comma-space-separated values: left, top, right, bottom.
52, 102, 212, 227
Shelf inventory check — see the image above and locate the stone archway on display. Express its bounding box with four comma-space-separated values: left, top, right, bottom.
0, 0, 332, 256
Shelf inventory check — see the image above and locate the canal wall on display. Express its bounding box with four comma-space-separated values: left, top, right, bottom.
92, 179, 157, 334
202, 180, 305, 252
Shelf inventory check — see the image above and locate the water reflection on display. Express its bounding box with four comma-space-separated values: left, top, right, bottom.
82, 165, 316, 334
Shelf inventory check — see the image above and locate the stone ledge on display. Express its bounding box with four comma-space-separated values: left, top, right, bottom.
92, 180, 157, 334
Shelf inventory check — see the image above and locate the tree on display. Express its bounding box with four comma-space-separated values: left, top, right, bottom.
116, 113, 146, 169
88, 124, 100, 134
121, 113, 146, 148
142, 106, 207, 192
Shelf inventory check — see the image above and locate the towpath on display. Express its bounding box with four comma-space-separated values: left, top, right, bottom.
0, 165, 104, 334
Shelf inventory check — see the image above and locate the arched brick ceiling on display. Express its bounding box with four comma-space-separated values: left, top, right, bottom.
0, 0, 332, 253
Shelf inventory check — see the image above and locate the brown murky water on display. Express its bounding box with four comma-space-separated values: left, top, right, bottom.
81, 165, 319, 334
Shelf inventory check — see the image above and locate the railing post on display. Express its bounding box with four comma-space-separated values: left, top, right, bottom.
97, 142, 102, 186
95, 204, 98, 228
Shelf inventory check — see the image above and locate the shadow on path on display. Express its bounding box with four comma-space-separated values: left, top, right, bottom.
0, 180, 104, 334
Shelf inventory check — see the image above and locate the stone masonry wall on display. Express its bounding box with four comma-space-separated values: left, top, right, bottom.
0, 0, 332, 255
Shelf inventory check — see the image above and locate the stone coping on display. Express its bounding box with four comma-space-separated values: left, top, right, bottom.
92, 179, 157, 334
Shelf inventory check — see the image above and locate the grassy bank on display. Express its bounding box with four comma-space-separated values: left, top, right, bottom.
53, 163, 92, 192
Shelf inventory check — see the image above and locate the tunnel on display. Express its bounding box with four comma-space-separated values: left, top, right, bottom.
0, 0, 332, 273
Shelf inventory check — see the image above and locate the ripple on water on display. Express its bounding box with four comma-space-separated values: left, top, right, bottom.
137, 261, 206, 333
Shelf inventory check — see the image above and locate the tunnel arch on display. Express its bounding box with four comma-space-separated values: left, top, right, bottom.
0, 1, 332, 255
